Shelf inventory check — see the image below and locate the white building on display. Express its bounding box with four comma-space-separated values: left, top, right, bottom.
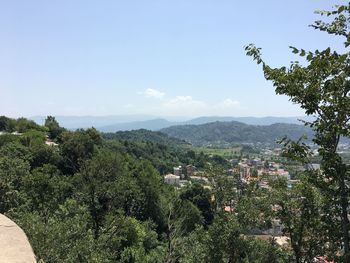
45, 141, 58, 146
238, 163, 251, 180
173, 166, 182, 176
164, 174, 180, 186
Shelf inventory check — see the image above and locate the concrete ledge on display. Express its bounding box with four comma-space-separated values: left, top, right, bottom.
0, 214, 36, 263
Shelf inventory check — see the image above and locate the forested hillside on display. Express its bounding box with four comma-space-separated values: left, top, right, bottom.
4, 116, 280, 262
102, 129, 189, 147
1, 109, 349, 262
161, 121, 314, 146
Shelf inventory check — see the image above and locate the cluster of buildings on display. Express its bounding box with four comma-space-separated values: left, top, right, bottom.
164, 158, 295, 189
237, 158, 290, 182
162, 156, 330, 254
164, 164, 209, 187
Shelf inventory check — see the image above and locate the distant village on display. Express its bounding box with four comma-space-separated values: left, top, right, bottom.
163, 157, 320, 189
163, 156, 322, 247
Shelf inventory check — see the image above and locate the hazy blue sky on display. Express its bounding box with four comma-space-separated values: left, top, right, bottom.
0, 0, 345, 118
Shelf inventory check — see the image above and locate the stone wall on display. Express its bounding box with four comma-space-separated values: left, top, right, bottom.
0, 214, 36, 263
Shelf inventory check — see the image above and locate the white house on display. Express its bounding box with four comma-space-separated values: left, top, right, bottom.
164, 174, 180, 186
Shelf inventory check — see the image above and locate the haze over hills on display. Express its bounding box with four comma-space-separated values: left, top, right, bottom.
30, 115, 312, 131
160, 121, 314, 147
29, 115, 159, 129
98, 118, 175, 132
187, 116, 315, 126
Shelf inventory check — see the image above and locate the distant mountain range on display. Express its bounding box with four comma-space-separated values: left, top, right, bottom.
30, 115, 343, 147
187, 116, 314, 126
98, 118, 175, 132
160, 121, 314, 146
30, 115, 158, 129
30, 115, 314, 131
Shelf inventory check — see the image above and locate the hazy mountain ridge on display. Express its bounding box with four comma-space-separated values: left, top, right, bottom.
160, 121, 314, 146
30, 115, 158, 129
98, 118, 175, 132
30, 115, 311, 131
188, 116, 315, 125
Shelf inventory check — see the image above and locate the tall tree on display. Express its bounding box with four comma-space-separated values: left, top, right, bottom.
0, 116, 15, 132
44, 116, 64, 140
246, 3, 350, 260
269, 176, 323, 262
60, 128, 101, 174
76, 149, 125, 239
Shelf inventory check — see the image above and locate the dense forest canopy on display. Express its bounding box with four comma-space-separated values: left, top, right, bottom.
102, 129, 189, 147
4, 116, 278, 262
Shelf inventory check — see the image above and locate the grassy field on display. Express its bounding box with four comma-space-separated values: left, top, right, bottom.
192, 146, 242, 159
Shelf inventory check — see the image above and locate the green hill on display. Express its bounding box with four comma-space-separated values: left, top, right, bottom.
160, 121, 314, 147
102, 129, 190, 147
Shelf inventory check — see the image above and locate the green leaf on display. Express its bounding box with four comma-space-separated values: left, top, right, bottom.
306, 52, 313, 61
290, 46, 299, 54
338, 5, 345, 13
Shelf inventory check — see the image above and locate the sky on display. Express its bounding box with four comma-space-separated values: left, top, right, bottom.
0, 0, 345, 118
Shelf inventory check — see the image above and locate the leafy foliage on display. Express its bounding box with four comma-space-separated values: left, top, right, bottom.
0, 116, 292, 262
103, 129, 189, 147
246, 2, 350, 261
